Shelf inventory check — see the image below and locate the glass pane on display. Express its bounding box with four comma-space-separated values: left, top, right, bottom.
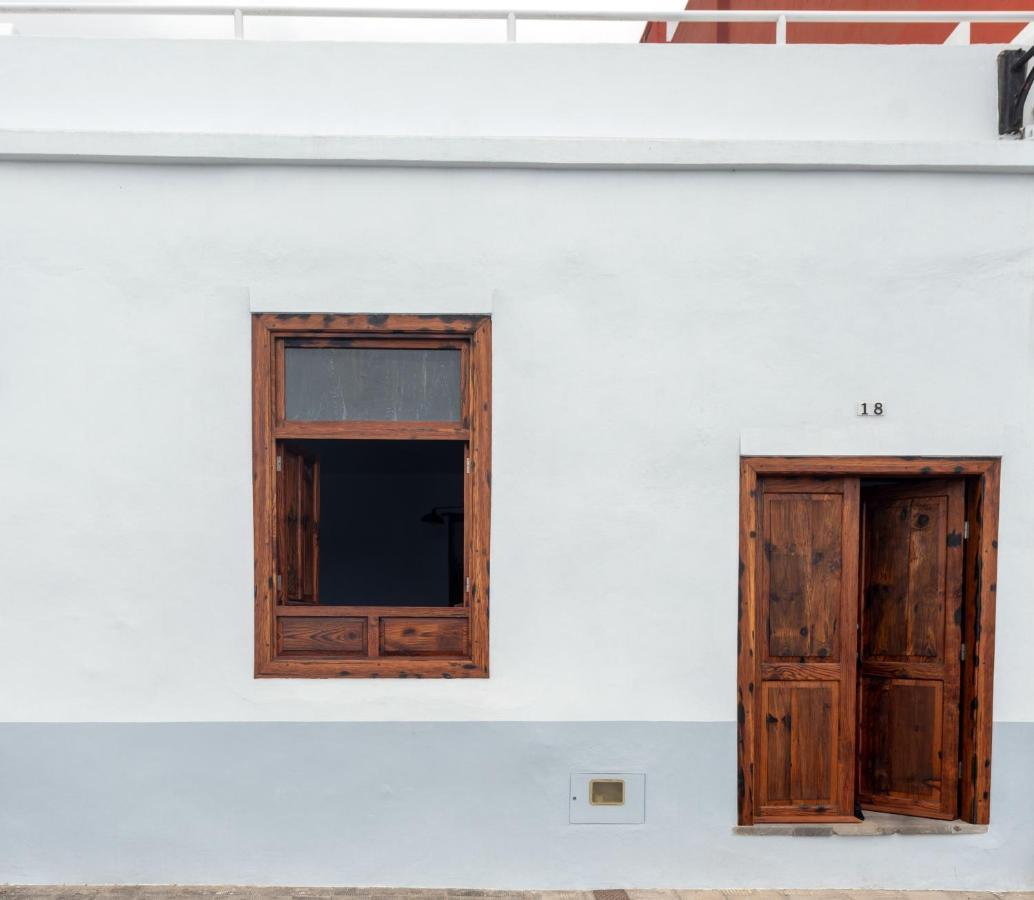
285, 347, 461, 421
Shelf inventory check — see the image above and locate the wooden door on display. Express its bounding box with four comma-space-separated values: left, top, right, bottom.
754, 477, 859, 821
858, 480, 964, 819
276, 445, 320, 605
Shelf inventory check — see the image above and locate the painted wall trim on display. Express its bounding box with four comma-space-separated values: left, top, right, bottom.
1, 130, 1033, 172
2, 722, 1032, 889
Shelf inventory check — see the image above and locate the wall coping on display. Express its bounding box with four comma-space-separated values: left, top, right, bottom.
1, 130, 1032, 171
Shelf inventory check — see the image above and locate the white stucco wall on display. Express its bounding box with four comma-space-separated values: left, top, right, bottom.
1, 39, 1032, 726
2, 172, 1033, 722
2, 35, 1034, 892
0, 39, 1011, 141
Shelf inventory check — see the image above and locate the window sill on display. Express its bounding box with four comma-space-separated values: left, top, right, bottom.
734, 812, 988, 836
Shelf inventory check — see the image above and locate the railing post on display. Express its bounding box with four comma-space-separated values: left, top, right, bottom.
775, 13, 787, 44
233, 7, 243, 39
506, 11, 516, 42
945, 20, 970, 44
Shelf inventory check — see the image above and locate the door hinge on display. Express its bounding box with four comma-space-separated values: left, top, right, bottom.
960, 643, 966, 662
963, 520, 970, 540
465, 457, 472, 474
465, 576, 471, 593
277, 574, 283, 592
276, 454, 283, 473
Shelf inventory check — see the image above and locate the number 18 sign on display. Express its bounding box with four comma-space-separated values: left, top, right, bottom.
857, 402, 885, 416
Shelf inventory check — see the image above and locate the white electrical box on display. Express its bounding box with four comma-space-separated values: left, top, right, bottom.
569, 772, 645, 824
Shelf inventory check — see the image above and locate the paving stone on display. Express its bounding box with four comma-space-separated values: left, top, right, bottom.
627, 891, 682, 900
0, 891, 1010, 900
358, 893, 447, 900
446, 893, 527, 900
780, 894, 889, 900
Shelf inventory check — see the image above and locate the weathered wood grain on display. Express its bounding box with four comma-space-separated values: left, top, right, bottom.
960, 461, 1000, 825
739, 457, 1000, 827
859, 676, 944, 816
276, 605, 469, 618
252, 313, 491, 679
737, 460, 758, 825
467, 318, 492, 675
749, 457, 998, 477
752, 476, 858, 822
762, 492, 842, 660
273, 422, 470, 441
380, 617, 470, 657
252, 317, 276, 677
760, 682, 837, 807
857, 479, 964, 820
278, 617, 366, 657
276, 445, 319, 605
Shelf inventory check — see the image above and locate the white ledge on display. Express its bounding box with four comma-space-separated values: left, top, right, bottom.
0, 130, 1032, 172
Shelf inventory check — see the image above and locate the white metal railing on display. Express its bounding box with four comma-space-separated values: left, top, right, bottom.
1, 4, 1033, 42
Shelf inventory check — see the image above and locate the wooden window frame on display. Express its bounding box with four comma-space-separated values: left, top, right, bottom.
737, 456, 1001, 826
252, 313, 492, 679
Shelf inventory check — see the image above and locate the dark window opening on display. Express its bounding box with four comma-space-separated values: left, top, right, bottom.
279, 439, 465, 607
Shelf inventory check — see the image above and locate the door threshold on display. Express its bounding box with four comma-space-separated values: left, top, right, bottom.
734, 811, 987, 836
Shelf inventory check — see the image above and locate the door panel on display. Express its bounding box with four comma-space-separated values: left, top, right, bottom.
860, 677, 944, 811
859, 479, 964, 820
754, 477, 858, 821
763, 492, 843, 660
864, 494, 948, 660
761, 682, 838, 808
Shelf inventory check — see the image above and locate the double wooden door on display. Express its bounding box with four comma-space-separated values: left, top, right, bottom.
752, 476, 965, 821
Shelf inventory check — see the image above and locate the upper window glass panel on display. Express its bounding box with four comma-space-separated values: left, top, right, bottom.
284, 347, 462, 422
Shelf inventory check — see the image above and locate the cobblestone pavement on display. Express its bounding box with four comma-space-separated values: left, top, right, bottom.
1, 889, 1032, 900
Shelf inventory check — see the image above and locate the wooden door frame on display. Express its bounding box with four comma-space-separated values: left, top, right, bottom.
737, 456, 1001, 826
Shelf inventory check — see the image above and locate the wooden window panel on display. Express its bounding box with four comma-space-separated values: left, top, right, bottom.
278, 617, 366, 657
276, 445, 319, 605
253, 313, 491, 679
738, 457, 1000, 826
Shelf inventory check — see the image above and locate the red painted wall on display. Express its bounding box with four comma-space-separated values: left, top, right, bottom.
642, 0, 1032, 44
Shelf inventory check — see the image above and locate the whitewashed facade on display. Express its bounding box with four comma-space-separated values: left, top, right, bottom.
1, 35, 1033, 890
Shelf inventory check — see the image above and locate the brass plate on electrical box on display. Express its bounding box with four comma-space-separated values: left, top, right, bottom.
589, 779, 625, 806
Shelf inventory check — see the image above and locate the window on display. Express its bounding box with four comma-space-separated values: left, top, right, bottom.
737, 457, 1000, 826
252, 314, 491, 678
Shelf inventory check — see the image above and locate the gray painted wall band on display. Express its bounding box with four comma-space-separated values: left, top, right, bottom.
1, 723, 1031, 890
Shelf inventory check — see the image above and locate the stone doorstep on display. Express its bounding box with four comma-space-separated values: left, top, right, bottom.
733, 812, 990, 837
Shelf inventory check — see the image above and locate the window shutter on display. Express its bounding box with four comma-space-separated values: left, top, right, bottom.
858, 479, 964, 820
276, 446, 320, 605
754, 477, 859, 821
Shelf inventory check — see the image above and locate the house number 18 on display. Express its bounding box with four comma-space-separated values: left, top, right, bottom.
857, 402, 885, 416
